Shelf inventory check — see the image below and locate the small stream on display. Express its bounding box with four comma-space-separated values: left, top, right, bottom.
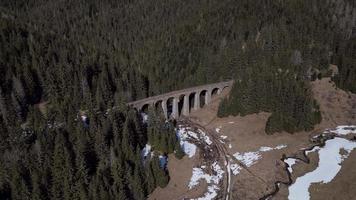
288, 137, 356, 200
262, 125, 356, 200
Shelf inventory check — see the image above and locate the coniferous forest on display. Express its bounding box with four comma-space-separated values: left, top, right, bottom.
0, 0, 356, 199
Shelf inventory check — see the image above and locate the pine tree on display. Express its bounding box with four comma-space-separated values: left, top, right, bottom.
30, 171, 43, 200
146, 161, 156, 194
151, 156, 169, 188
10, 167, 31, 200
174, 142, 185, 159
111, 150, 128, 200
51, 132, 74, 200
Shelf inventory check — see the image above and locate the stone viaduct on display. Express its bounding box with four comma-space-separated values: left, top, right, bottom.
128, 80, 234, 119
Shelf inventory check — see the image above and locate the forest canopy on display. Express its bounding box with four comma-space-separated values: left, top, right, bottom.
0, 0, 356, 199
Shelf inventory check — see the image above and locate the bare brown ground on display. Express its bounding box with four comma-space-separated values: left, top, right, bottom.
148, 153, 208, 200
192, 106, 314, 199
149, 78, 356, 200
311, 78, 356, 126
148, 152, 211, 200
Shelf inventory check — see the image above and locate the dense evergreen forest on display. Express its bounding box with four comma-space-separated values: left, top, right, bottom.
216, 0, 356, 133
0, 0, 356, 199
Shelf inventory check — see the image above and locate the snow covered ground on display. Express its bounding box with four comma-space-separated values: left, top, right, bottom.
328, 125, 356, 135
288, 137, 356, 200
176, 127, 198, 158
233, 151, 261, 167
178, 125, 226, 200
233, 144, 287, 167
188, 162, 225, 200
182, 142, 197, 158
227, 144, 287, 176
176, 126, 216, 158
229, 163, 242, 175
197, 129, 213, 145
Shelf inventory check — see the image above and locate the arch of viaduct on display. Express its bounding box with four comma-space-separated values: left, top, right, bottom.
128, 80, 234, 119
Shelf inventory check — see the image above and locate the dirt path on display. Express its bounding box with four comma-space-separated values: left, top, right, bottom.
178, 118, 231, 200
180, 117, 275, 200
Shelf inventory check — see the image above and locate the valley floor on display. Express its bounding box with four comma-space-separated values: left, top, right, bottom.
149, 78, 356, 200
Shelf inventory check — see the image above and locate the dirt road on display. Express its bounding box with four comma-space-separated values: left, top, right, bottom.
178, 117, 231, 200
178, 117, 241, 200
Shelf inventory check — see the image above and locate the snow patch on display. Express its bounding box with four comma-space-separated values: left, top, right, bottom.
181, 142, 197, 158
198, 129, 213, 145
211, 162, 224, 184
259, 146, 273, 152
284, 158, 298, 173
288, 137, 356, 200
230, 163, 241, 175
229, 144, 288, 176
81, 115, 88, 122
80, 114, 89, 127
220, 135, 228, 139
140, 112, 148, 123
259, 144, 287, 152
329, 125, 356, 135
142, 144, 152, 159
305, 146, 321, 155
203, 134, 213, 145
275, 144, 287, 149
176, 126, 214, 158
188, 162, 225, 200
197, 185, 219, 200
233, 151, 261, 167
188, 168, 209, 189
234, 144, 287, 167
176, 128, 198, 158
215, 126, 222, 133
